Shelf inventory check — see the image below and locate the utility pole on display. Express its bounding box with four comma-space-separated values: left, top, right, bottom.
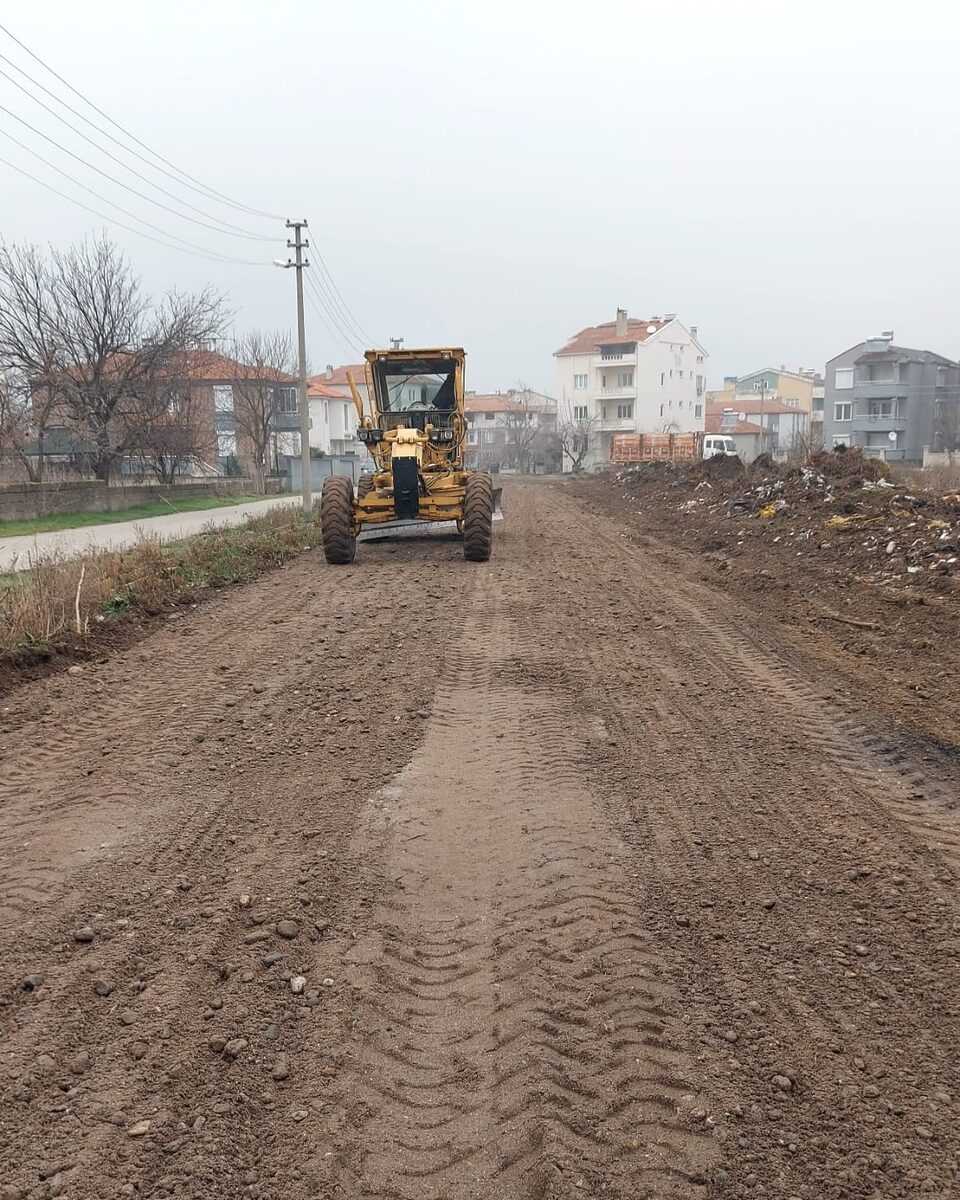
759, 380, 766, 457
280, 219, 312, 510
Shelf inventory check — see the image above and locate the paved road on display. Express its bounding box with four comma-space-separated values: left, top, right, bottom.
0, 495, 299, 571
0, 481, 957, 1198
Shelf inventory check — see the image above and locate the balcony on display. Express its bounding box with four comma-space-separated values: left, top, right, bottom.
853, 380, 900, 400
850, 414, 907, 434
270, 409, 300, 432
598, 385, 637, 398
597, 351, 637, 366
595, 416, 636, 433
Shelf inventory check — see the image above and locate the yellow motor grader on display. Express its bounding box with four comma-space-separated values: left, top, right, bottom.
319, 347, 499, 564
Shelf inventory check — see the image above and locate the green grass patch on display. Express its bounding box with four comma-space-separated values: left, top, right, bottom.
0, 493, 265, 538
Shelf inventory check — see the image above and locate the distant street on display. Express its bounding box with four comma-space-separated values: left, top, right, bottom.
0, 496, 297, 572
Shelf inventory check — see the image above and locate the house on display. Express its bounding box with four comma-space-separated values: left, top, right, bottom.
185, 351, 300, 476
726, 367, 823, 415
306, 363, 369, 460
706, 369, 818, 455
822, 332, 960, 463
33, 348, 300, 480
704, 405, 777, 462
704, 389, 807, 459
554, 309, 708, 471
463, 390, 558, 471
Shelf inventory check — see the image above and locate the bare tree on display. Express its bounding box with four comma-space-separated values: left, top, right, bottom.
503, 385, 543, 473
558, 415, 598, 473
0, 236, 223, 483
935, 399, 960, 464
0, 245, 67, 481
123, 371, 210, 484
228, 331, 296, 492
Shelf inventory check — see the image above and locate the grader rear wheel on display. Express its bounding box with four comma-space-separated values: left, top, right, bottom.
320, 476, 356, 565
462, 472, 494, 562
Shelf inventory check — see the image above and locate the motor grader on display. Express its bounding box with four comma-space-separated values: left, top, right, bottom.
319, 348, 498, 564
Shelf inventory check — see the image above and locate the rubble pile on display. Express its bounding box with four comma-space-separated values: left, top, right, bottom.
609, 451, 960, 593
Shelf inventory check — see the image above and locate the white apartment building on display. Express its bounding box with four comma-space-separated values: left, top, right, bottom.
555, 309, 708, 470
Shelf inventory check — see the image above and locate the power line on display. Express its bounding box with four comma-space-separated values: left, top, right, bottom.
0, 101, 284, 245
302, 274, 363, 360
304, 271, 367, 357
0, 150, 271, 267
312, 250, 376, 346
0, 20, 284, 221
0, 58, 280, 242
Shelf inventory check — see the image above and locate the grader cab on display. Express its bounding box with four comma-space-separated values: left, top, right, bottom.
319, 348, 498, 564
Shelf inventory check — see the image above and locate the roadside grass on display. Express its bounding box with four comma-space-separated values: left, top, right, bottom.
0, 506, 321, 658
0, 492, 265, 538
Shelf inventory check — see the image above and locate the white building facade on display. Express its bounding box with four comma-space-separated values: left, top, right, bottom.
555, 310, 708, 470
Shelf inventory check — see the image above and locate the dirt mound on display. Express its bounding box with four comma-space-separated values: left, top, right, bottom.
809, 446, 891, 481
694, 453, 746, 481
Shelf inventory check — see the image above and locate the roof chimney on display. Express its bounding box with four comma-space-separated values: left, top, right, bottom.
325, 363, 333, 381
881, 329, 894, 340
690, 325, 698, 339
616, 307, 628, 338
664, 312, 676, 322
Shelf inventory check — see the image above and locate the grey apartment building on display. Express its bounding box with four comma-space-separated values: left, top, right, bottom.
822, 332, 959, 463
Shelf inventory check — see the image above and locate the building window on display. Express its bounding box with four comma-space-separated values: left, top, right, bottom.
573, 405, 588, 421
482, 429, 496, 445
696, 374, 704, 396
835, 368, 854, 390
696, 355, 704, 364
660, 404, 664, 417
323, 401, 329, 422
695, 404, 702, 418
753, 380, 766, 391
869, 399, 896, 418
617, 371, 634, 388
217, 431, 237, 457
679, 400, 684, 409
484, 411, 495, 422
213, 385, 234, 414
467, 429, 478, 445
616, 404, 633, 419
833, 434, 851, 447
274, 386, 298, 415
679, 370, 684, 379
573, 374, 588, 389
835, 402, 852, 421
660, 372, 665, 387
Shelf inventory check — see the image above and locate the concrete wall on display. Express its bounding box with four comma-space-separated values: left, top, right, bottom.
0, 478, 260, 522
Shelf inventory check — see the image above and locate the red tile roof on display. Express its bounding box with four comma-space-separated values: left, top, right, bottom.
307, 379, 349, 399
706, 396, 797, 416
705, 412, 773, 437
464, 393, 547, 414
555, 318, 671, 357
312, 363, 369, 388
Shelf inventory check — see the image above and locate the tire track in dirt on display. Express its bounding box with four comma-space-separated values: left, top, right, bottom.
327, 566, 716, 1199
511, 486, 960, 1199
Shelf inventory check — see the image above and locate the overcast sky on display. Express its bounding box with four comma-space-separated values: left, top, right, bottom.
2, 1, 958, 392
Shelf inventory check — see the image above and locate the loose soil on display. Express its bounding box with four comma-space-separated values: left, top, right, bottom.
0, 482, 957, 1200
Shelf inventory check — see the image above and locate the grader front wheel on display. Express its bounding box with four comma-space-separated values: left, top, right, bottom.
320, 476, 356, 565
462, 472, 494, 562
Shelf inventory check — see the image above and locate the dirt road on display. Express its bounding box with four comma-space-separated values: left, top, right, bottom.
1, 482, 957, 1199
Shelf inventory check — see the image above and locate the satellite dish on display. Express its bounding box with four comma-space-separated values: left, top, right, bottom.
888, 430, 897, 442
738, 411, 747, 422
646, 324, 657, 334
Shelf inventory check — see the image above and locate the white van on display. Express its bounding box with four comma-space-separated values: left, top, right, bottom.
702, 435, 738, 459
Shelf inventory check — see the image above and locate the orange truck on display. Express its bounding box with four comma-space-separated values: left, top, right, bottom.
610, 431, 737, 463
